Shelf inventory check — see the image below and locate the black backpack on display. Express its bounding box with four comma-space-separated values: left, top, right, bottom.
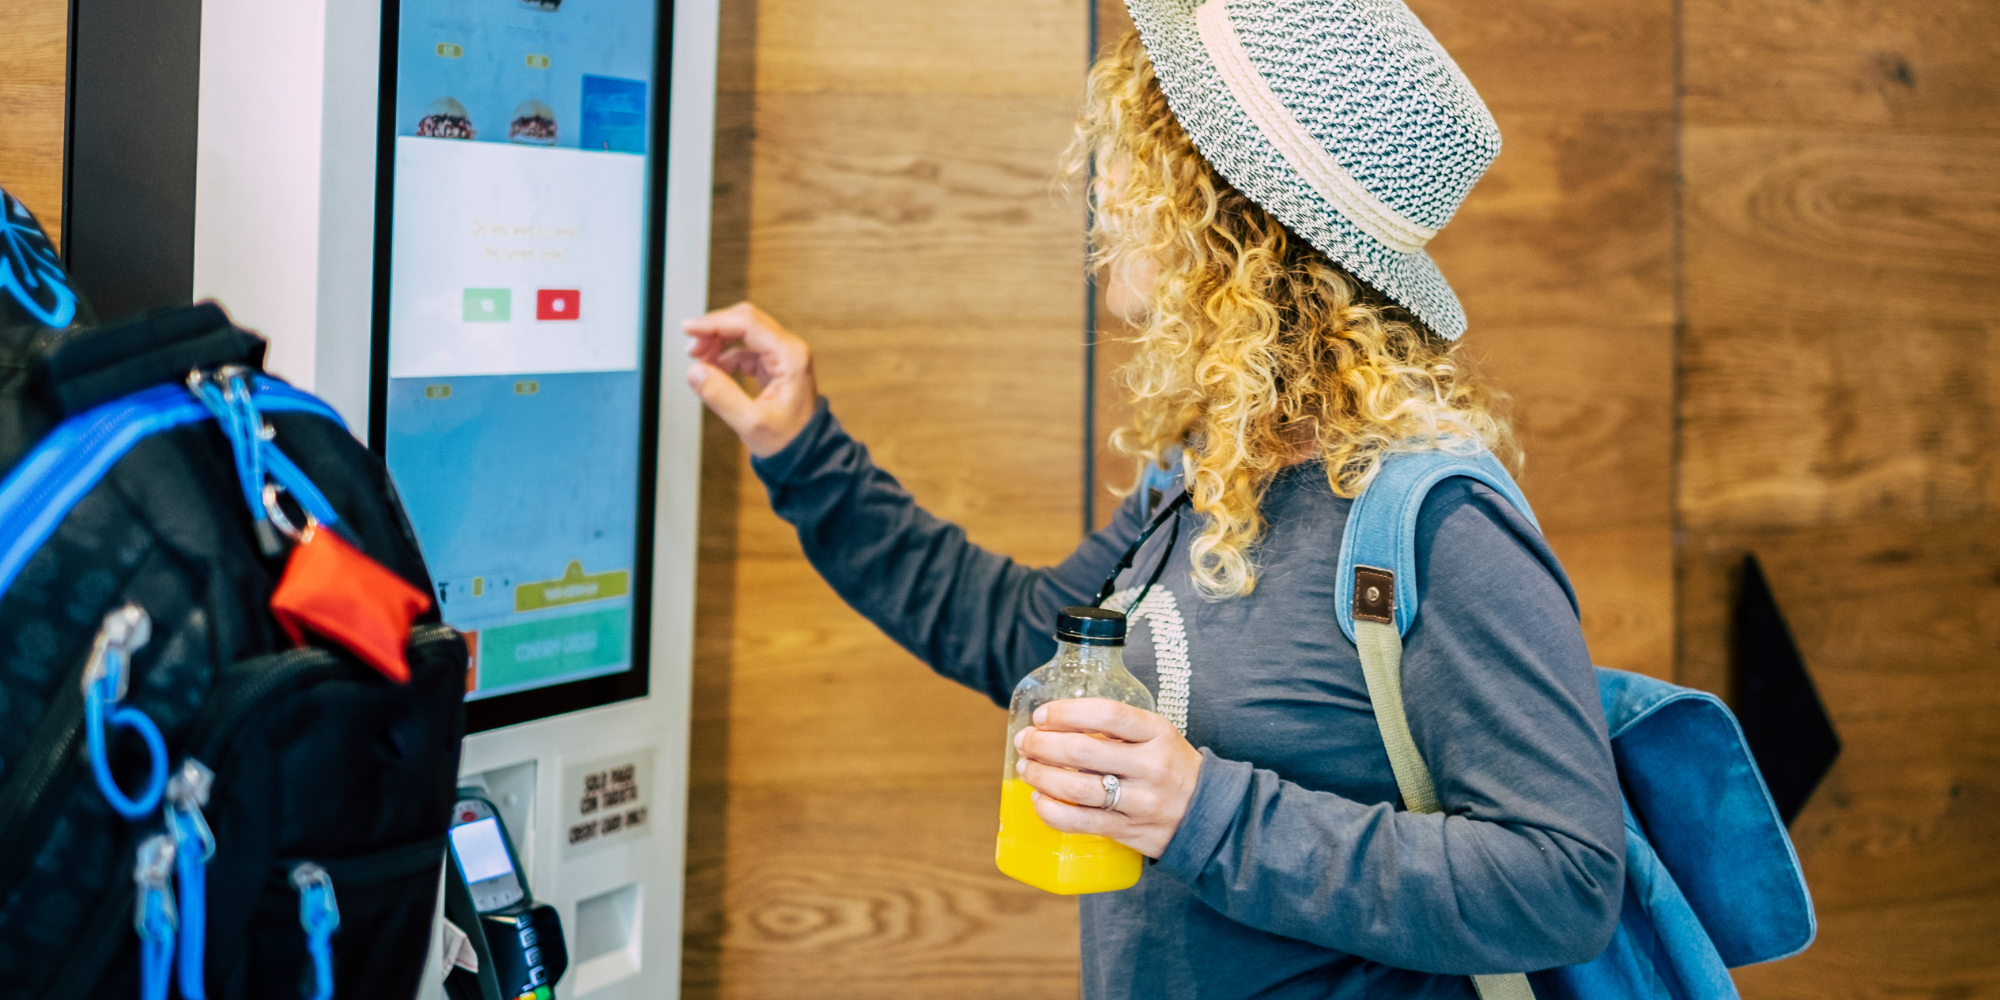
0, 191, 466, 998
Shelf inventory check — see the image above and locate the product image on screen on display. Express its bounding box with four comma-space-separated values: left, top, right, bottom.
378, 0, 659, 711
451, 817, 517, 884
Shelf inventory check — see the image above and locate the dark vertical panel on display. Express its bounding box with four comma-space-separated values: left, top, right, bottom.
63, 0, 203, 322
1080, 0, 1109, 534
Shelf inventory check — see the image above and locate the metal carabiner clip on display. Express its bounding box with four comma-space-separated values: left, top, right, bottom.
262, 482, 310, 544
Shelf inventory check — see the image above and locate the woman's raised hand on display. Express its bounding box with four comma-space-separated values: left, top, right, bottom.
1013, 698, 1204, 859
683, 302, 819, 458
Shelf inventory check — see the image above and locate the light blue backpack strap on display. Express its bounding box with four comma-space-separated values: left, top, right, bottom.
0, 377, 348, 597
1335, 446, 1551, 1000
1334, 447, 1566, 644
1138, 448, 1186, 518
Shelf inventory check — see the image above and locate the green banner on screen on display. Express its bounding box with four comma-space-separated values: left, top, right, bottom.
479, 607, 629, 690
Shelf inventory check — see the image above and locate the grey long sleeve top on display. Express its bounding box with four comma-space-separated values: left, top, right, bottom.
752, 401, 1624, 1000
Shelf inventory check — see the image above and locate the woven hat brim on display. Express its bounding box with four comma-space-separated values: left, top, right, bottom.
1122, 0, 1469, 339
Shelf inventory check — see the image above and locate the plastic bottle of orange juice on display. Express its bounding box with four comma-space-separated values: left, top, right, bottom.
996, 605, 1156, 894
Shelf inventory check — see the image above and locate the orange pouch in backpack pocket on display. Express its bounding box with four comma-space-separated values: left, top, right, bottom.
270, 525, 432, 683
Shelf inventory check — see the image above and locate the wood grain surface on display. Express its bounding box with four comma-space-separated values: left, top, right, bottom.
686, 0, 1090, 995
1423, 0, 1678, 680
0, 0, 68, 245
1680, 0, 2000, 995
1683, 0, 2000, 136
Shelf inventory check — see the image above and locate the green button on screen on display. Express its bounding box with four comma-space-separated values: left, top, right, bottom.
463, 288, 512, 322
478, 607, 628, 690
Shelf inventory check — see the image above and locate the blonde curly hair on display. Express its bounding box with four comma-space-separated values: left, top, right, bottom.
1076, 31, 1515, 599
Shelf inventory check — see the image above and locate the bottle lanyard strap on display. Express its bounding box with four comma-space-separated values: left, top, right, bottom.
1093, 488, 1193, 609
1125, 502, 1184, 616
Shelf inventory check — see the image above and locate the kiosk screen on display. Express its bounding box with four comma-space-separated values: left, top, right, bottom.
375, 0, 661, 726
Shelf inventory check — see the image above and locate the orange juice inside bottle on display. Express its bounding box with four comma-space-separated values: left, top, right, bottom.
996, 779, 1142, 894
995, 605, 1154, 895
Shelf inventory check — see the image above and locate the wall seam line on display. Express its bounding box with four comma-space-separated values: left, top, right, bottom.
1082, 0, 1101, 536
1670, 0, 1688, 685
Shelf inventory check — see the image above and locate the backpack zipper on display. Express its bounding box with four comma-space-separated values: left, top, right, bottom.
0, 663, 87, 894
16, 622, 461, 1000
183, 622, 459, 764
0, 623, 458, 897
276, 834, 449, 889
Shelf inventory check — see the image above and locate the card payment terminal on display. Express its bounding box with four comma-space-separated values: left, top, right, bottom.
449, 792, 568, 999
451, 797, 529, 913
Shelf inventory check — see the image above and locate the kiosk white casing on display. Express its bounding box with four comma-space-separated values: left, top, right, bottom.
186, 0, 715, 994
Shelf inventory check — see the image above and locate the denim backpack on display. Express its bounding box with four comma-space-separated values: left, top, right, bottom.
1334, 447, 1816, 1000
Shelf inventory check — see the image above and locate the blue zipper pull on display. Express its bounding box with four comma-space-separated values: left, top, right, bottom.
291, 862, 340, 1000
81, 604, 166, 820
165, 759, 216, 1000
133, 834, 177, 1000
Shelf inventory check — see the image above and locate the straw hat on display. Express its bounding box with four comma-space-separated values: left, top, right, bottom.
1124, 0, 1499, 338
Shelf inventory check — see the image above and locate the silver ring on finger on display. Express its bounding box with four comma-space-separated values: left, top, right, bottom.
1100, 773, 1123, 811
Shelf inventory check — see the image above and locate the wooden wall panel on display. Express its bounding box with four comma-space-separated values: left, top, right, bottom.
685, 0, 1089, 996
1681, 0, 2000, 995
1683, 0, 2000, 135
1420, 0, 1677, 679
0, 0, 68, 245
1088, 0, 1138, 521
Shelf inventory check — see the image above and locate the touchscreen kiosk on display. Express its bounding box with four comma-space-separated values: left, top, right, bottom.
373, 0, 665, 731
181, 0, 712, 990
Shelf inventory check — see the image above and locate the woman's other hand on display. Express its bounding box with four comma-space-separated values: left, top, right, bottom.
1013, 698, 1204, 858
684, 302, 818, 457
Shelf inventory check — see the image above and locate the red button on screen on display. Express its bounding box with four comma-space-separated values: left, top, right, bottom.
536, 289, 580, 320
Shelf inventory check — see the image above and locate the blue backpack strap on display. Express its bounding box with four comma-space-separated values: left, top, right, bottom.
1335, 445, 1549, 1000
1138, 448, 1186, 518
0, 376, 346, 597
1334, 447, 1572, 644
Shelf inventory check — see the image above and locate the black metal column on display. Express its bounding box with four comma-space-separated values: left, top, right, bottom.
63, 0, 204, 323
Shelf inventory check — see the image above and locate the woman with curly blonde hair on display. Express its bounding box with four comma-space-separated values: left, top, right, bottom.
1079, 30, 1515, 602
685, 3, 1623, 997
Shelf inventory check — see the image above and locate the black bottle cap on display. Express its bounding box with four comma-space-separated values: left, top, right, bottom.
1056, 606, 1126, 646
